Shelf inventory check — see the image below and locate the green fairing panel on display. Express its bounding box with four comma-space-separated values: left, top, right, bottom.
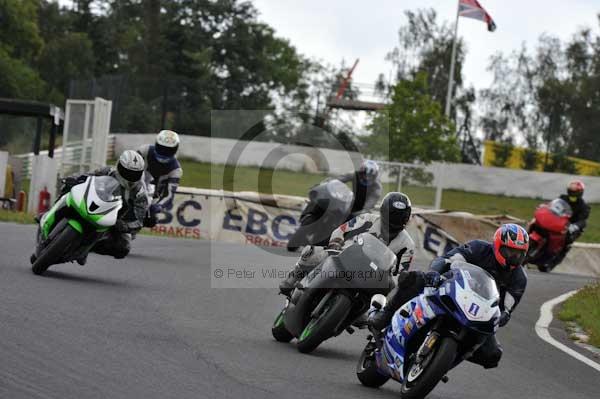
68, 219, 84, 234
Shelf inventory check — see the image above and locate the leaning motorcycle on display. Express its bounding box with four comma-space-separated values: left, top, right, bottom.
272, 233, 396, 353
525, 198, 572, 272
357, 262, 500, 399
31, 175, 123, 275
286, 179, 353, 251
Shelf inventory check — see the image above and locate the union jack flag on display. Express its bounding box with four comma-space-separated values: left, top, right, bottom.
459, 0, 497, 32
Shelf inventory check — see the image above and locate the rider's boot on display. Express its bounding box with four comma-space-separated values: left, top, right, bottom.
76, 253, 88, 266
279, 246, 327, 295
352, 313, 369, 329
279, 263, 303, 295
368, 271, 427, 331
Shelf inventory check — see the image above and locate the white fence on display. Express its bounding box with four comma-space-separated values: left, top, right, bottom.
427, 162, 600, 202
12, 135, 116, 180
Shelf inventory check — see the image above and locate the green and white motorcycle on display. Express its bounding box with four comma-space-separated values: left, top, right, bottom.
31, 175, 123, 275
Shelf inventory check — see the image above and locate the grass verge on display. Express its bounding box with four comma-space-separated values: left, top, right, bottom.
180, 161, 600, 242
0, 209, 35, 224
558, 283, 600, 347
2, 160, 599, 242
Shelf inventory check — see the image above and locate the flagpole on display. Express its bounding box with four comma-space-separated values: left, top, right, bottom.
445, 1, 460, 118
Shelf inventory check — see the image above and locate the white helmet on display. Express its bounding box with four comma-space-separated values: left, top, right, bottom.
155, 130, 180, 162
116, 150, 145, 187
358, 159, 380, 182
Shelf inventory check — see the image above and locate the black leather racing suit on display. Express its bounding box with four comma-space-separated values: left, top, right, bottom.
370, 240, 527, 369
61, 167, 148, 259
548, 195, 591, 267
337, 172, 382, 214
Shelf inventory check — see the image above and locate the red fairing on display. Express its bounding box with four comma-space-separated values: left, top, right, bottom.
533, 206, 570, 233
531, 206, 570, 255
529, 231, 544, 244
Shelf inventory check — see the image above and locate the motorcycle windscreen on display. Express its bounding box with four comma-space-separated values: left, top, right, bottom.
93, 176, 122, 202
450, 262, 500, 301
335, 233, 396, 290
548, 198, 572, 218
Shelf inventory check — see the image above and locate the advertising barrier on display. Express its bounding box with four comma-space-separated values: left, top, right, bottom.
149, 187, 305, 247
153, 188, 600, 277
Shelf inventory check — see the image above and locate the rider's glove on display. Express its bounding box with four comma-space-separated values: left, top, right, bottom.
567, 224, 580, 236
498, 311, 511, 327
423, 271, 442, 288
150, 203, 163, 215
143, 213, 158, 228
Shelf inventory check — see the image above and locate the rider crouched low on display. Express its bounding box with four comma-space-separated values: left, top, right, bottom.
336, 160, 382, 215
137, 130, 183, 228
57, 151, 149, 263
369, 223, 529, 370
280, 192, 416, 295
542, 180, 590, 269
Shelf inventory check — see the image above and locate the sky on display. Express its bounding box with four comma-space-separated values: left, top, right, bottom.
251, 0, 600, 92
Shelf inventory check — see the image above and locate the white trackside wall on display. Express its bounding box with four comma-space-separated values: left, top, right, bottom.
0, 151, 7, 198
113, 134, 600, 202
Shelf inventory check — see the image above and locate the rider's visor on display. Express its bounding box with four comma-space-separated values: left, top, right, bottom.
500, 246, 526, 268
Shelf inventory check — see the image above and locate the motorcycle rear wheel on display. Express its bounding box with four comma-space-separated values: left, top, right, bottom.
537, 264, 550, 273
31, 223, 81, 275
400, 337, 457, 399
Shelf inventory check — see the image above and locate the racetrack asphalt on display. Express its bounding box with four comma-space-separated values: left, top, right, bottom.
1, 223, 598, 399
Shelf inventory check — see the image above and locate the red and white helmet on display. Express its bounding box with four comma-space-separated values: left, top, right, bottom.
567, 180, 585, 201
493, 223, 529, 269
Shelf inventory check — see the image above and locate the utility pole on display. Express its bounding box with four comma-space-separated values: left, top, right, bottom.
445, 2, 460, 118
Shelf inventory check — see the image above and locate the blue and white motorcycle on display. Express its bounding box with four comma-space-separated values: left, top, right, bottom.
357, 262, 501, 398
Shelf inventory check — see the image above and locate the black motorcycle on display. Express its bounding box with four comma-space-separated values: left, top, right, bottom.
286, 179, 353, 251
272, 233, 396, 353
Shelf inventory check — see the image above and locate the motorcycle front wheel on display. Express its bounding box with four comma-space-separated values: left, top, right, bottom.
400, 337, 457, 399
296, 293, 352, 354
32, 223, 81, 275
271, 309, 293, 342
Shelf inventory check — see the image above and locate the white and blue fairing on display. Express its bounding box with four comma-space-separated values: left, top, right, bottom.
376, 262, 501, 382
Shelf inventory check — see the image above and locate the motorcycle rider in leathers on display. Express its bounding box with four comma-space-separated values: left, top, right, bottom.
369, 223, 529, 370
541, 180, 590, 269
51, 150, 149, 264
336, 159, 382, 216
137, 130, 183, 227
279, 192, 416, 295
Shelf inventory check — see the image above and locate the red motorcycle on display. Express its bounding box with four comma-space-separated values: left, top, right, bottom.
526, 199, 572, 272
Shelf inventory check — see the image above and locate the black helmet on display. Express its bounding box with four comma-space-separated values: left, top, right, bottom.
380, 192, 412, 239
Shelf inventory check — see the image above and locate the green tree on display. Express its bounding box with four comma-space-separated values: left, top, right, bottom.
37, 33, 95, 97
365, 72, 460, 164
0, 0, 46, 99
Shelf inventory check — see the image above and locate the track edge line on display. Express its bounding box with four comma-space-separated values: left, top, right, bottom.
534, 290, 600, 373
